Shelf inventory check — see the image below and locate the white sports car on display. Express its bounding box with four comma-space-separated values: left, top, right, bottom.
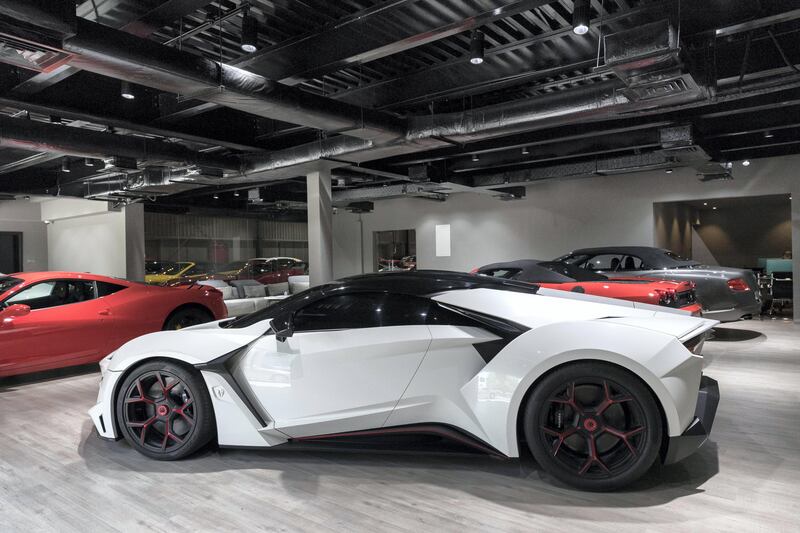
89, 271, 719, 491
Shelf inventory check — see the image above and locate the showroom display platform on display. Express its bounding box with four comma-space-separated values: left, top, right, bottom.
1, 320, 798, 532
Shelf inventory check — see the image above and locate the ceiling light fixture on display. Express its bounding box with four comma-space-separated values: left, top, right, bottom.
665, 168, 673, 174
712, 206, 718, 210
742, 159, 750, 166
61, 159, 70, 173
234, 191, 240, 197
469, 30, 485, 65
120, 80, 135, 100
522, 146, 530, 155
764, 130, 774, 139
213, 193, 220, 200
472, 153, 479, 162
241, 6, 259, 53
572, 0, 590, 35
84, 158, 93, 167
703, 202, 708, 206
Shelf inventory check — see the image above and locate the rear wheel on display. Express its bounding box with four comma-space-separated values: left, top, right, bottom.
163, 307, 212, 330
523, 362, 662, 491
116, 361, 215, 460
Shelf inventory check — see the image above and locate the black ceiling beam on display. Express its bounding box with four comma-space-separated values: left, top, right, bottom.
329, 3, 659, 109
9, 0, 213, 97
0, 96, 262, 152
156, 0, 555, 123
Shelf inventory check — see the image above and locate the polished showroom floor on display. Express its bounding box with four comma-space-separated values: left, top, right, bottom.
1, 319, 798, 532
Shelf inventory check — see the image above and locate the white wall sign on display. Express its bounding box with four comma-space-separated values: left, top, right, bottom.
435, 224, 451, 257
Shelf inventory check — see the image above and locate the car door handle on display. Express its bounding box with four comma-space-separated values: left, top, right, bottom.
98, 309, 111, 316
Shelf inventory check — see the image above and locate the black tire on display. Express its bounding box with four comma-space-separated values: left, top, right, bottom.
116, 360, 215, 460
523, 361, 663, 491
163, 307, 213, 330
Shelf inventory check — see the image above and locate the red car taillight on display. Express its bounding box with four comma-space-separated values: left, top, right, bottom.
654, 288, 677, 307
727, 278, 750, 292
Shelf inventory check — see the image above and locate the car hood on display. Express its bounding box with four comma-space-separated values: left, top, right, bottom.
433, 287, 716, 339
106, 319, 267, 372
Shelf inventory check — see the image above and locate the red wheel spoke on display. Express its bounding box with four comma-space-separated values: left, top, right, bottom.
550, 382, 583, 415
540, 425, 578, 457
596, 380, 632, 415
134, 379, 154, 404
174, 408, 195, 425
578, 435, 610, 475
603, 425, 644, 457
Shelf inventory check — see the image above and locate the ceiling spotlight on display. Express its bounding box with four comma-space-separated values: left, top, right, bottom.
521, 146, 530, 155
742, 159, 750, 166
120, 80, 135, 100
213, 193, 220, 200
703, 202, 708, 206
764, 130, 774, 139
61, 159, 70, 173
665, 168, 673, 174
572, 0, 590, 35
241, 6, 259, 53
712, 206, 718, 210
469, 30, 485, 65
472, 153, 480, 162
233, 191, 240, 197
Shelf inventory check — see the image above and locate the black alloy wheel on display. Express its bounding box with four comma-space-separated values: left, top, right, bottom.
524, 362, 662, 491
116, 361, 214, 460
163, 308, 213, 330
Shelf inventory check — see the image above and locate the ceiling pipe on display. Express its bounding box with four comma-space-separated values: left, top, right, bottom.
0, 115, 236, 170
61, 19, 405, 142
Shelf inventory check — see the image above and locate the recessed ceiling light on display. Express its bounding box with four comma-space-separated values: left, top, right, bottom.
469, 30, 485, 65
712, 206, 717, 210
234, 191, 240, 197
241, 7, 259, 53
742, 159, 750, 166
120, 80, 134, 100
213, 194, 219, 200
472, 154, 479, 162
665, 168, 673, 174
703, 202, 708, 206
521, 146, 530, 155
572, 0, 590, 35
764, 130, 774, 139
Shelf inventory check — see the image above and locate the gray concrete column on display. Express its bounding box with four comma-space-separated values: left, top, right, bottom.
307, 169, 333, 286
791, 193, 799, 321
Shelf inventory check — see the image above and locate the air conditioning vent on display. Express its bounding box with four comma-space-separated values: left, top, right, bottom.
0, 34, 72, 72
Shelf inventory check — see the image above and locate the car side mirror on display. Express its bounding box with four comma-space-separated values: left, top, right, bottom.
271, 312, 295, 342
0, 303, 31, 320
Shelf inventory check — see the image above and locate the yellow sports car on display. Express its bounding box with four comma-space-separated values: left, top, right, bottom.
145, 261, 209, 285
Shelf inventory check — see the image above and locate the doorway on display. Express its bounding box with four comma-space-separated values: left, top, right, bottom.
0, 232, 22, 273
373, 230, 416, 272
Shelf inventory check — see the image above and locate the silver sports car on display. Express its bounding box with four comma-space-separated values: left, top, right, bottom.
555, 246, 761, 322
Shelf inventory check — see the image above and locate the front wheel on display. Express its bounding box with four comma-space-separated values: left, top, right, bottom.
116, 361, 215, 460
523, 362, 663, 491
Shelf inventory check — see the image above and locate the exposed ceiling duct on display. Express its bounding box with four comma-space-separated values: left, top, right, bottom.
407, 20, 708, 143
60, 19, 405, 143
0, 115, 236, 170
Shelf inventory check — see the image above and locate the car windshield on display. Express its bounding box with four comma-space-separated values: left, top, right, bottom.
160, 263, 191, 275
0, 276, 23, 297
537, 262, 607, 281
221, 261, 246, 272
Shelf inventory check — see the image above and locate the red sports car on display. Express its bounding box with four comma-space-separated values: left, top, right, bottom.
0, 272, 227, 377
473, 260, 702, 314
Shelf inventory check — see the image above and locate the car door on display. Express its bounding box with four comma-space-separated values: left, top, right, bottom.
0, 279, 110, 374
239, 292, 432, 437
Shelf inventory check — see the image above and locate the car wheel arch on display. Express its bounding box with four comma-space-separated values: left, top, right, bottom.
109, 356, 218, 443
512, 357, 669, 459
502, 349, 680, 458
162, 303, 214, 330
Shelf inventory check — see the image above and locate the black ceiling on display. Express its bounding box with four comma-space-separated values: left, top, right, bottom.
0, 0, 798, 212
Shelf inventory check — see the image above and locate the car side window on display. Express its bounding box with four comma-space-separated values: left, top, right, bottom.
293, 292, 431, 332
584, 254, 625, 271
253, 261, 274, 275
97, 281, 127, 297
617, 255, 645, 271
5, 280, 96, 310
275, 259, 295, 271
